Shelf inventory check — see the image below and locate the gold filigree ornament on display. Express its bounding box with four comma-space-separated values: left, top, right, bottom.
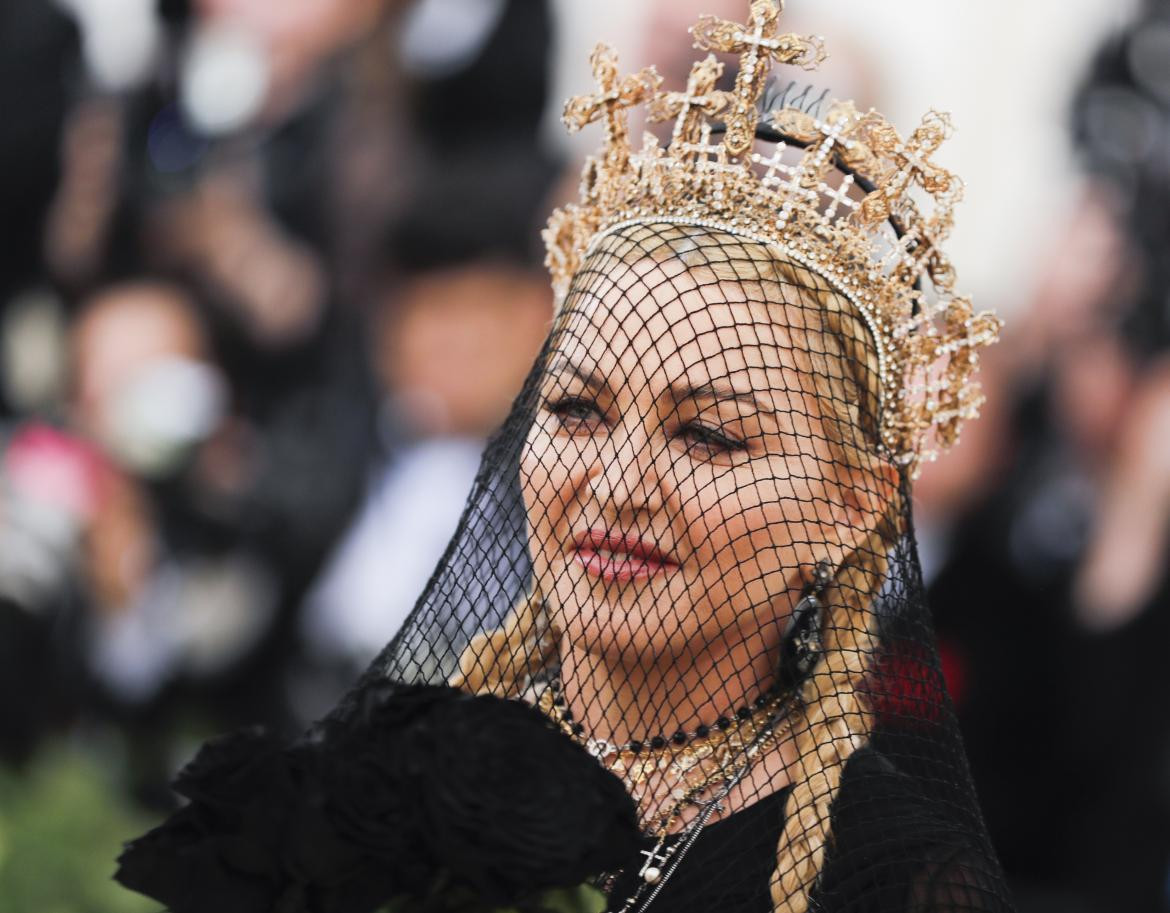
543, 0, 1001, 473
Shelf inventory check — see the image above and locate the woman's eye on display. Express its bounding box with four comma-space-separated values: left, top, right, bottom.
685, 423, 747, 455
547, 395, 603, 430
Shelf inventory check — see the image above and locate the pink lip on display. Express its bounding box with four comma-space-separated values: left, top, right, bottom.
572, 529, 679, 582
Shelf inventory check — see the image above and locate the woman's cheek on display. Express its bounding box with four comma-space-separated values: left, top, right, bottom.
525, 430, 595, 570
558, 435, 602, 514
682, 467, 752, 606
521, 425, 560, 573
685, 463, 775, 550
685, 464, 808, 617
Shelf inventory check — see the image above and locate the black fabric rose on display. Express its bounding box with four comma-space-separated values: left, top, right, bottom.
116, 683, 639, 913
395, 688, 640, 905
115, 729, 300, 913
115, 728, 395, 913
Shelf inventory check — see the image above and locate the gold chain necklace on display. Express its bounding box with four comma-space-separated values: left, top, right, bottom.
537, 685, 796, 881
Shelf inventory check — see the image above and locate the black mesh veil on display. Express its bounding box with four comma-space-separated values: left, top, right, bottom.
339, 221, 1015, 913
110, 4, 1018, 909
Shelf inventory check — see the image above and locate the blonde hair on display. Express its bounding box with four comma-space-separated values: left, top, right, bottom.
452, 586, 554, 697
453, 222, 902, 913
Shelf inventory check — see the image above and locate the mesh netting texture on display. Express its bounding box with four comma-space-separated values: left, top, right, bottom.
344, 222, 1015, 913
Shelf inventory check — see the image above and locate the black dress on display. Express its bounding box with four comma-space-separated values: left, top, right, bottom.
606, 748, 1012, 913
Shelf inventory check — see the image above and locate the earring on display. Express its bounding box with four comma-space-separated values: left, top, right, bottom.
778, 560, 833, 690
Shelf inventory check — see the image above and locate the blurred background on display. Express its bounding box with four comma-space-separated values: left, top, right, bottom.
0, 0, 1167, 910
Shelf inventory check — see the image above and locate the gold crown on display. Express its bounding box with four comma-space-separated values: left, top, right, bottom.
542, 0, 1001, 472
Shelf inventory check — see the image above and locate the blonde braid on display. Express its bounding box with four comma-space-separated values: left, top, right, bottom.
769, 517, 899, 913
450, 588, 558, 696
763, 228, 900, 912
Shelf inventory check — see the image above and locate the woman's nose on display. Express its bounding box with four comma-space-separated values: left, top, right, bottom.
588, 427, 665, 515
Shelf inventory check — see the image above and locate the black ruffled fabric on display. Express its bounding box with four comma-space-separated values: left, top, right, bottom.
115, 683, 640, 913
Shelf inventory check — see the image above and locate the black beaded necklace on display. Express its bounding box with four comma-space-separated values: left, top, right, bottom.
545, 678, 782, 754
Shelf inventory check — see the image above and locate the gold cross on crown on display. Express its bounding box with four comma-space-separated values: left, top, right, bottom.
563, 44, 662, 170
692, 0, 827, 156
647, 55, 734, 152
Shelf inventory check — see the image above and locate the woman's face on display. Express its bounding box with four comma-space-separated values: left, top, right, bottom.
521, 251, 885, 666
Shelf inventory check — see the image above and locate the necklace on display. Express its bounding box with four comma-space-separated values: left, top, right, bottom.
543, 677, 780, 754
619, 707, 793, 913
537, 681, 797, 911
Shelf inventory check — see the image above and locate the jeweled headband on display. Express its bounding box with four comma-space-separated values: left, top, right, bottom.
542, 0, 1001, 472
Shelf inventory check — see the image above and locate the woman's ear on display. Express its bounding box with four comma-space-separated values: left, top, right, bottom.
833, 458, 900, 557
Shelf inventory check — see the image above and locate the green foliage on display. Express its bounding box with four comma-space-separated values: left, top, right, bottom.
380, 883, 608, 913
530, 885, 608, 913
0, 745, 158, 913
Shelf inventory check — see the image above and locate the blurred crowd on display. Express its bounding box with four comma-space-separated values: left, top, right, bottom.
0, 0, 557, 825
0, 1, 1169, 912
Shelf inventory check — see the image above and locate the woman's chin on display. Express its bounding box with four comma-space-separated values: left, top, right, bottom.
555, 602, 698, 665
543, 563, 702, 657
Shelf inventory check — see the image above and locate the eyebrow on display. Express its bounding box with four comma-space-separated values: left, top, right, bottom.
546, 355, 612, 397
672, 379, 774, 414
547, 355, 774, 414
